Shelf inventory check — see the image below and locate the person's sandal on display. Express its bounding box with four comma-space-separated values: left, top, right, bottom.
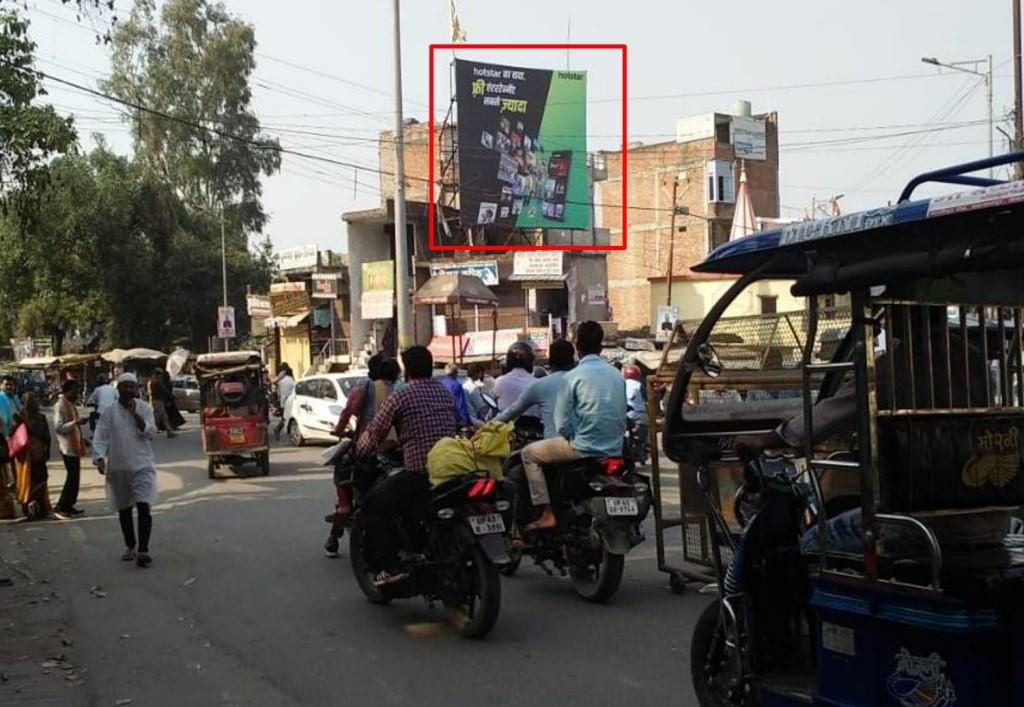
121, 549, 137, 562
136, 553, 152, 568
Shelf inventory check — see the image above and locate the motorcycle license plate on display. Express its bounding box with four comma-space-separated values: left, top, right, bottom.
468, 513, 506, 535
605, 497, 638, 517
228, 427, 246, 444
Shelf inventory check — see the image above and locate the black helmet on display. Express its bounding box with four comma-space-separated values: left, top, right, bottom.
505, 341, 535, 373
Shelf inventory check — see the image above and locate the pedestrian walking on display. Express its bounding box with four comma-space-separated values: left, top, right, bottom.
13, 392, 53, 520
53, 379, 89, 519
273, 363, 295, 441
0, 375, 22, 433
92, 372, 159, 567
147, 367, 176, 438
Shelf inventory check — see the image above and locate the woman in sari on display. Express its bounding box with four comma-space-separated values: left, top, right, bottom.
13, 392, 53, 520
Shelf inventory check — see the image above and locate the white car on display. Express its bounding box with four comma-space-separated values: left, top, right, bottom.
283, 371, 369, 446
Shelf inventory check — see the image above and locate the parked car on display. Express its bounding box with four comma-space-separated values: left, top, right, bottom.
283, 371, 369, 446
171, 375, 201, 413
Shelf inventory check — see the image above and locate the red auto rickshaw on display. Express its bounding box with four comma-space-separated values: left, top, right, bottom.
196, 351, 270, 479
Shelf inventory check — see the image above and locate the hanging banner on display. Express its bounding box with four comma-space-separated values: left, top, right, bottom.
428, 260, 499, 286
655, 305, 678, 343
361, 260, 395, 320
730, 117, 766, 161
311, 273, 341, 299
512, 251, 563, 278
269, 281, 308, 317
455, 59, 590, 230
217, 306, 236, 339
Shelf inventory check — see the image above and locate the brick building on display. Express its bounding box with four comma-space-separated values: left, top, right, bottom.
597, 105, 782, 331
345, 119, 611, 363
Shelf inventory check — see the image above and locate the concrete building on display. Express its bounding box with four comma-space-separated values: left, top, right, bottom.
344, 120, 612, 363
598, 103, 782, 330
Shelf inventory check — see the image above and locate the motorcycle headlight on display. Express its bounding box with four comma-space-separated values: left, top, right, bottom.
436, 508, 455, 520
495, 500, 511, 512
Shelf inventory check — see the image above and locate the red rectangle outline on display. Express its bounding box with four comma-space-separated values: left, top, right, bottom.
428, 43, 627, 252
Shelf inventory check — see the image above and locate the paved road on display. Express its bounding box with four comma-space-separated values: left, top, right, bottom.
3, 415, 709, 706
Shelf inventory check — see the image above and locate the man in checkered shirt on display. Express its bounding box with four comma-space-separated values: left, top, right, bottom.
356, 345, 458, 584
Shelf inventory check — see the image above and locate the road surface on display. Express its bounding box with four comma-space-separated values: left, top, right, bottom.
2, 414, 708, 706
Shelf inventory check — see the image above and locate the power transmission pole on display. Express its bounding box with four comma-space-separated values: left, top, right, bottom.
1015, 0, 1023, 178
391, 0, 413, 350
665, 177, 679, 307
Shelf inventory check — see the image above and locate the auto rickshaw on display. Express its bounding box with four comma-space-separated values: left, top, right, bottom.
665, 152, 1024, 706
195, 351, 270, 479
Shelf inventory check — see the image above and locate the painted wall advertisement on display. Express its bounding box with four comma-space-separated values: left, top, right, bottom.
655, 305, 679, 343
455, 59, 590, 230
730, 116, 767, 160
428, 260, 499, 286
360, 260, 395, 320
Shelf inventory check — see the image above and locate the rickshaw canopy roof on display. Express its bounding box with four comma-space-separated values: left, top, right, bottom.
102, 348, 167, 363
16, 356, 57, 369
695, 166, 1024, 295
195, 351, 262, 368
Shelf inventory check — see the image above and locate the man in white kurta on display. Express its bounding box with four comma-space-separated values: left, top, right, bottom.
93, 372, 159, 567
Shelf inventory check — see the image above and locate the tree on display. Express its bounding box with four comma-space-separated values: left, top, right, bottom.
0, 11, 77, 221
102, 0, 281, 232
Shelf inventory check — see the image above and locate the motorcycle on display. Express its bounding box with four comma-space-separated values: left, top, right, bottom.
347, 453, 510, 639
501, 450, 652, 602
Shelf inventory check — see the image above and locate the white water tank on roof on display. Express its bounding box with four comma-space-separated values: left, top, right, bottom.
731, 100, 752, 118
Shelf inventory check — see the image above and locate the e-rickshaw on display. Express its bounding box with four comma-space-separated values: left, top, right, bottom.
195, 351, 270, 479
665, 153, 1024, 706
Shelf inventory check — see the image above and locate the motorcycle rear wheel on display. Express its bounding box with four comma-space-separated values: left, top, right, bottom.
569, 547, 624, 603
445, 545, 501, 639
349, 516, 392, 606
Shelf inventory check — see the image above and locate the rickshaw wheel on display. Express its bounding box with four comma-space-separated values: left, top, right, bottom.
258, 451, 270, 476
670, 572, 687, 595
207, 458, 217, 480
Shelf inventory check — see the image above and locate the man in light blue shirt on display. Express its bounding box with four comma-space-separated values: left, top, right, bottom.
521, 322, 626, 530
496, 339, 575, 438
0, 376, 22, 435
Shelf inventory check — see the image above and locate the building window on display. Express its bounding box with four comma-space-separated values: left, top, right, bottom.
759, 295, 778, 314
705, 160, 735, 203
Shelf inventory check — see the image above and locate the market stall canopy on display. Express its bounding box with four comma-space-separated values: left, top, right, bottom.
16, 356, 58, 369
265, 311, 310, 329
412, 274, 498, 306
102, 348, 167, 364
56, 353, 98, 366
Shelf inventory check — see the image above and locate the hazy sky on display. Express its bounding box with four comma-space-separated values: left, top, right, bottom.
29, 0, 1013, 253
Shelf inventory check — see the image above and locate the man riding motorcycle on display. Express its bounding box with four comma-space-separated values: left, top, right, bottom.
323, 354, 400, 558
520, 322, 626, 530
354, 345, 459, 586
495, 338, 575, 440
493, 342, 542, 436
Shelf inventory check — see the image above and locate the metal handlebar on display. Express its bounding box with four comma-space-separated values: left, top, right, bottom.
875, 513, 944, 590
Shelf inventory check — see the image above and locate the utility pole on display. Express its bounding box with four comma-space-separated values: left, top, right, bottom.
1015, 0, 1023, 178
391, 0, 413, 351
221, 210, 229, 352
665, 177, 679, 307
922, 55, 994, 176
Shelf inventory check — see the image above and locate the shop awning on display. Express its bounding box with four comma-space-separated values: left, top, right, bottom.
16, 356, 58, 369
507, 272, 568, 289
413, 273, 498, 306
102, 348, 167, 364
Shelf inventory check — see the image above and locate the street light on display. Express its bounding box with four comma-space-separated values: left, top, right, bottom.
921, 55, 994, 176
196, 204, 230, 352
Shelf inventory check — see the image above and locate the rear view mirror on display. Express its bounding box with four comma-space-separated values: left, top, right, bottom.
697, 343, 722, 378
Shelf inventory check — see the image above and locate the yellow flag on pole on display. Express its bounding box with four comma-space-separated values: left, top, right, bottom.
449, 0, 468, 42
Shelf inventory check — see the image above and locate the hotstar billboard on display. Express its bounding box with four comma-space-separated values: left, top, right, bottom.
455, 59, 589, 230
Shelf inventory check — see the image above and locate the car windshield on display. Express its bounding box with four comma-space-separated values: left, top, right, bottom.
338, 376, 368, 396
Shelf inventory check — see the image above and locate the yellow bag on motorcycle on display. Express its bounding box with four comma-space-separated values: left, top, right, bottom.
427, 420, 514, 488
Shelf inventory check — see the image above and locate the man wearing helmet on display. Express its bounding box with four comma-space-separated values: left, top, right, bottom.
520, 322, 626, 530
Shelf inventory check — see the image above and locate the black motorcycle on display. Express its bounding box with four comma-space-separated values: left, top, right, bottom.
501, 450, 652, 602
348, 454, 511, 639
